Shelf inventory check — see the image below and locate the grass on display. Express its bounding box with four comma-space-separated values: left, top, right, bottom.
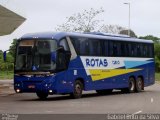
0, 71, 13, 80
155, 73, 160, 82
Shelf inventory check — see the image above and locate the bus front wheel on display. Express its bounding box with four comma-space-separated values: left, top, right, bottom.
70, 80, 83, 99
36, 92, 48, 100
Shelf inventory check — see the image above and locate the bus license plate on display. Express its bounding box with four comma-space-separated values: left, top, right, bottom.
28, 85, 35, 89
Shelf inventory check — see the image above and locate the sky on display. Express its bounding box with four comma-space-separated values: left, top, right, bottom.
0, 0, 160, 51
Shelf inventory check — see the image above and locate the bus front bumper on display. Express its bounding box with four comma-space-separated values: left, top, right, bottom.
14, 75, 57, 94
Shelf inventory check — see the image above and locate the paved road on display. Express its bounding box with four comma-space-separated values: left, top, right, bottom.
0, 83, 160, 114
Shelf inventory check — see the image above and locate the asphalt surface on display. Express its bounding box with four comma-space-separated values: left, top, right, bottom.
0, 82, 160, 114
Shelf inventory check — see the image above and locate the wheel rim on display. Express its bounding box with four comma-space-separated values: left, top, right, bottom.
130, 80, 134, 91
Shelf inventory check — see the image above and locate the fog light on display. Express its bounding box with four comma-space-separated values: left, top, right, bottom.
49, 90, 53, 93
16, 89, 20, 93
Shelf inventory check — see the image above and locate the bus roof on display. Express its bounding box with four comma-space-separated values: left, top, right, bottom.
20, 32, 153, 44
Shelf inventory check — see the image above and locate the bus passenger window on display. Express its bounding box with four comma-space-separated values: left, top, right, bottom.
89, 39, 101, 56
148, 44, 153, 57
70, 37, 80, 55
103, 41, 108, 56
79, 38, 89, 56
109, 41, 113, 56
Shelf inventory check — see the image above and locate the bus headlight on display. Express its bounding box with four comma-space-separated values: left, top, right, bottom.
16, 89, 21, 93
49, 90, 53, 93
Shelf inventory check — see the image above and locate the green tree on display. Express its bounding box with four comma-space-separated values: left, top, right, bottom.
0, 39, 16, 72
139, 35, 160, 72
139, 35, 159, 43
119, 29, 137, 38
0, 50, 3, 53
9, 39, 17, 58
0, 50, 14, 71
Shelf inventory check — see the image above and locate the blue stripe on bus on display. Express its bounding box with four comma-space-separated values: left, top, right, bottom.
124, 61, 153, 69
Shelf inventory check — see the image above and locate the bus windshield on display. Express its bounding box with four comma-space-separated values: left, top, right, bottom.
15, 39, 57, 72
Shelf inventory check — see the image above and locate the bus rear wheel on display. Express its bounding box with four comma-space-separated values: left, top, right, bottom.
121, 77, 136, 93
135, 77, 143, 92
70, 80, 83, 99
36, 92, 48, 100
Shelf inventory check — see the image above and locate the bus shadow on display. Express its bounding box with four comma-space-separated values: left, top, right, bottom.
18, 90, 144, 102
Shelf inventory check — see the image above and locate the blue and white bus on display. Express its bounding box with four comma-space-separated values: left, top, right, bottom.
13, 32, 155, 99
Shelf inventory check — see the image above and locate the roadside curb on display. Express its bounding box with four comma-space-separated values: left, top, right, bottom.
156, 81, 160, 84
0, 81, 15, 97
0, 88, 15, 97
0, 92, 15, 97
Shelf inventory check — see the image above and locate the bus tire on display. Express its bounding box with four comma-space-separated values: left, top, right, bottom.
135, 77, 143, 92
70, 80, 83, 99
96, 89, 113, 95
122, 77, 136, 93
36, 92, 48, 100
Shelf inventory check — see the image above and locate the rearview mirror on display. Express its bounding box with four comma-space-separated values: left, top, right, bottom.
3, 51, 7, 62
57, 46, 64, 52
51, 51, 56, 62
51, 46, 65, 63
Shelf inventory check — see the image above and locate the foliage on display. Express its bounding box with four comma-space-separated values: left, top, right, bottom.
154, 43, 160, 72
55, 8, 136, 36
100, 24, 126, 34
55, 8, 104, 32
0, 52, 14, 71
0, 39, 17, 73
139, 35, 159, 43
139, 35, 160, 72
0, 71, 13, 80
119, 29, 137, 37
0, 39, 16, 72
155, 73, 160, 81
9, 39, 17, 58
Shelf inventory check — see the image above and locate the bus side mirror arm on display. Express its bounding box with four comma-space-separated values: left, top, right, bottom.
51, 51, 56, 62
51, 46, 65, 62
3, 51, 7, 62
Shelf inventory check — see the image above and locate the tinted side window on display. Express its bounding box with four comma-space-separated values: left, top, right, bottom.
89, 39, 101, 56
103, 41, 108, 56
109, 41, 121, 57
121, 42, 129, 57
148, 44, 154, 57
132, 43, 137, 57
137, 44, 141, 57
109, 41, 113, 56
143, 44, 148, 57
79, 38, 89, 55
70, 37, 89, 56
70, 37, 80, 54
59, 39, 70, 51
